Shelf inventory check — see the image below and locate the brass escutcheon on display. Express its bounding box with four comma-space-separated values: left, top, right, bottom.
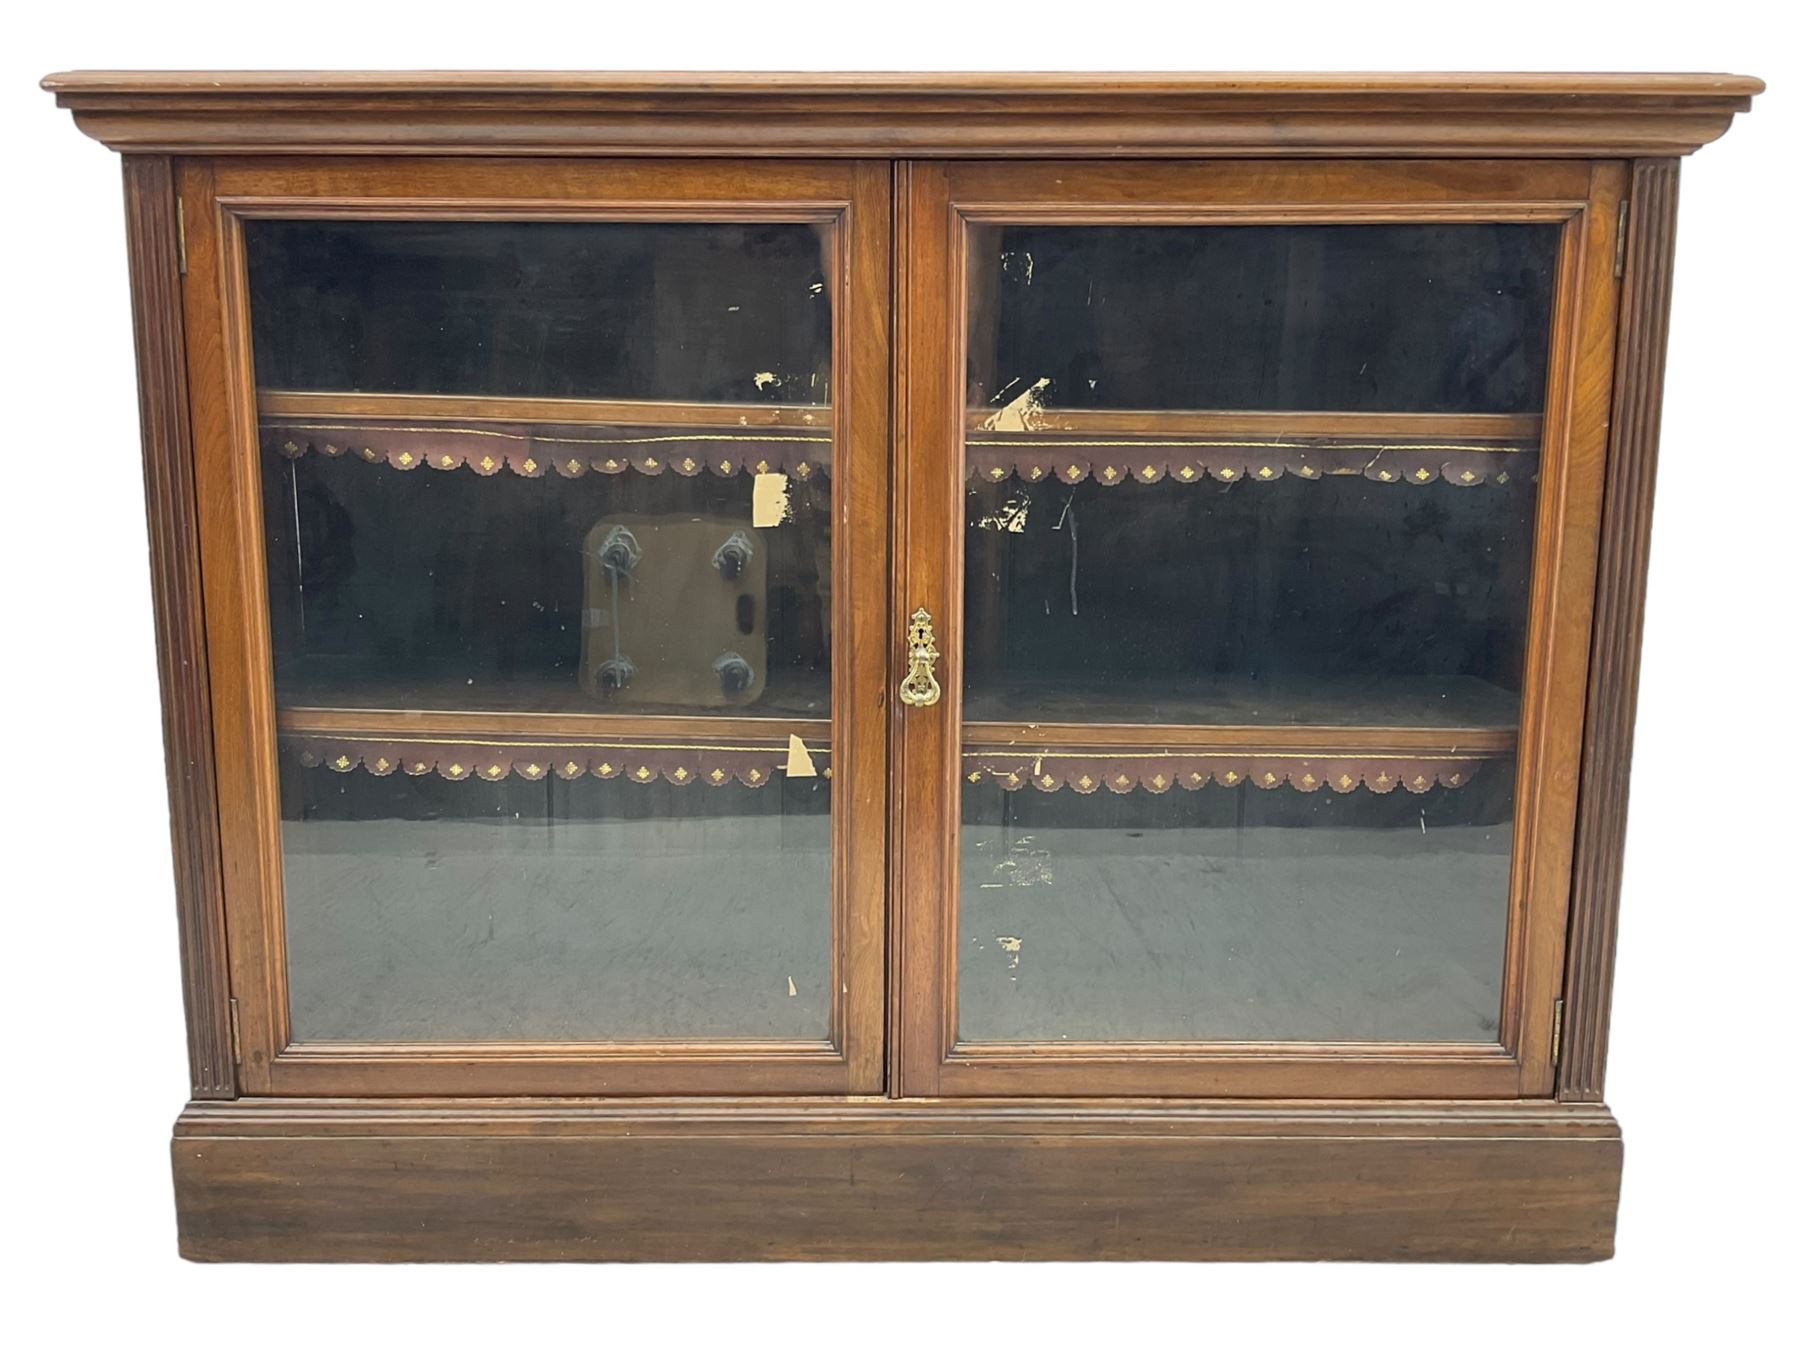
898, 607, 942, 708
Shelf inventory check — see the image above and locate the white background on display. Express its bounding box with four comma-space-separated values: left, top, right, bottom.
3, 3, 1793, 1343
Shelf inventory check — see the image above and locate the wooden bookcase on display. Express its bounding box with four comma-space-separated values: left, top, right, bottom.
46, 71, 1759, 1261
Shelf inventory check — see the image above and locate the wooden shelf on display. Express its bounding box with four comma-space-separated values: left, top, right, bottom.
261, 389, 833, 430
279, 666, 829, 721
278, 705, 828, 744
277, 701, 831, 789
260, 390, 833, 481
964, 674, 1517, 743
961, 676, 1515, 794
964, 406, 1541, 442
962, 406, 1539, 487
274, 669, 831, 787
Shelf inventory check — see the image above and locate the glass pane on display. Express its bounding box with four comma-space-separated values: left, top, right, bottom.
959, 221, 1554, 1046
249, 218, 836, 1043
967, 223, 1555, 413
963, 474, 1534, 726
959, 764, 1514, 1043
249, 220, 830, 402
261, 458, 830, 718
283, 768, 830, 1041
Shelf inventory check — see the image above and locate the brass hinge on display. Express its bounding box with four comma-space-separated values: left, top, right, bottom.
175, 197, 188, 276
1613, 199, 1629, 278
228, 997, 242, 1064
1551, 997, 1565, 1068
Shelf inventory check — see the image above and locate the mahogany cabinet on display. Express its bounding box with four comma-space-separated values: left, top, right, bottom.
46, 71, 1760, 1261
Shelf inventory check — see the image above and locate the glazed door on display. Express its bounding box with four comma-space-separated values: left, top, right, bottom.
182, 159, 889, 1094
895, 160, 1624, 1097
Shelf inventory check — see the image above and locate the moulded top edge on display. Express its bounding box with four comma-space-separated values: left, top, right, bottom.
42, 70, 1762, 159
41, 69, 1766, 102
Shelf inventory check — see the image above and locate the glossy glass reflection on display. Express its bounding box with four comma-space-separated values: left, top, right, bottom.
968, 223, 1557, 413
249, 220, 831, 402
958, 220, 1551, 1050
958, 768, 1514, 1043
262, 458, 832, 718
283, 769, 831, 1042
250, 218, 838, 1045
963, 474, 1536, 726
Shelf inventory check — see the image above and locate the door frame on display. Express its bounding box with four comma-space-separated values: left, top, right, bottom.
179, 156, 891, 1096
893, 158, 1626, 1098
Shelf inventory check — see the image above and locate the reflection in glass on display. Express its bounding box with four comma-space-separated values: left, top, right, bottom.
262, 460, 832, 718
963, 474, 1536, 726
249, 220, 831, 402
284, 769, 831, 1042
958, 221, 1551, 1049
968, 223, 1557, 413
958, 766, 1514, 1044
248, 218, 838, 1044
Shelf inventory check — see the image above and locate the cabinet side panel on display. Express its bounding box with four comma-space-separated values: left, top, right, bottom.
1561, 159, 1681, 1102
122, 155, 235, 1099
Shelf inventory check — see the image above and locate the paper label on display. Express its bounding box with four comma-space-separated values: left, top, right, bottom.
784, 734, 817, 778
752, 471, 791, 528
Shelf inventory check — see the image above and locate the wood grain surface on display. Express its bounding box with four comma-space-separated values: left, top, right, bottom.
172, 1097, 1622, 1261
46, 71, 1761, 158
